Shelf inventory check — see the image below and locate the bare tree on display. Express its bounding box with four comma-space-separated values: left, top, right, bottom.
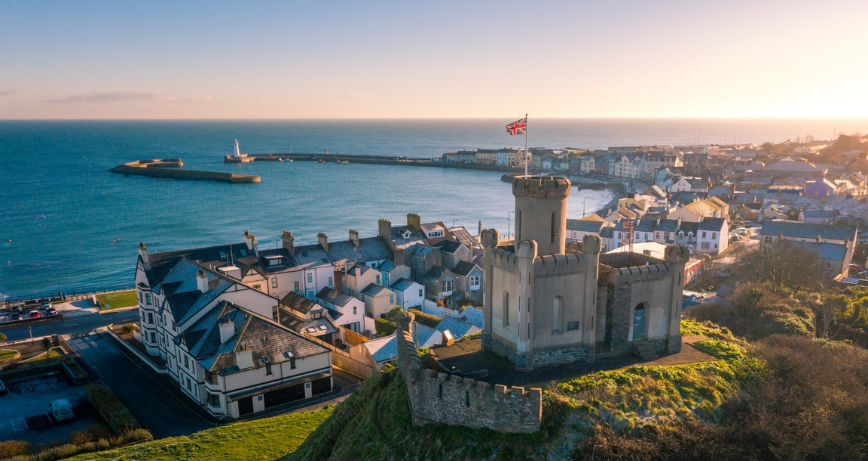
742, 239, 825, 291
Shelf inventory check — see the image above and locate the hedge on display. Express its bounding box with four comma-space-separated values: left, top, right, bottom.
85, 382, 143, 433
407, 309, 442, 329
375, 318, 397, 336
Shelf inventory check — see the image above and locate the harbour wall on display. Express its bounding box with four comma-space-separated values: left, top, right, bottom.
248, 153, 524, 172
109, 160, 260, 184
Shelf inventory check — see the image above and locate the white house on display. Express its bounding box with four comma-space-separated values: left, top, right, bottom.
390, 278, 425, 311
696, 218, 729, 255
316, 286, 373, 335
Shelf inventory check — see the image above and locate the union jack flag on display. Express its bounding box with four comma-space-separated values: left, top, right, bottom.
506, 117, 527, 136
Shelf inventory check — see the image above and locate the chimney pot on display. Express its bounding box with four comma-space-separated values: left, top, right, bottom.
282, 231, 295, 255
317, 233, 329, 251
349, 229, 359, 248
196, 270, 209, 293
219, 317, 235, 344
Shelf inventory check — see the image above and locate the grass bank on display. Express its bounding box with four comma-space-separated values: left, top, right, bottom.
66, 408, 333, 461
95, 290, 138, 310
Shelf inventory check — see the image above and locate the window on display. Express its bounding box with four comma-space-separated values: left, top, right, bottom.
294, 281, 300, 292
210, 372, 218, 384
150, 332, 156, 342
712, 232, 717, 239
307, 273, 313, 284
186, 377, 191, 391
290, 357, 296, 369
376, 275, 381, 285
252, 284, 261, 290
552, 296, 562, 332
271, 278, 278, 289
353, 306, 357, 315
390, 295, 395, 304
265, 363, 272, 375
567, 321, 580, 331
171, 320, 176, 331
145, 293, 152, 305
184, 355, 189, 368
551, 212, 557, 243
442, 280, 452, 293
208, 393, 220, 407
503, 292, 510, 326
470, 275, 480, 288
328, 277, 333, 287
418, 289, 423, 297
148, 313, 154, 324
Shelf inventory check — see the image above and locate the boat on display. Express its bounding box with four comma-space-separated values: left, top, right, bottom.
318, 159, 325, 163
338, 160, 349, 164
224, 139, 254, 163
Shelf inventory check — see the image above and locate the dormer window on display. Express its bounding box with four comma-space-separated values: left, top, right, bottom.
403, 230, 412, 239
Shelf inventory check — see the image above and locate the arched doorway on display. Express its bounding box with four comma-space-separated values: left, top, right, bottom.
632, 303, 647, 340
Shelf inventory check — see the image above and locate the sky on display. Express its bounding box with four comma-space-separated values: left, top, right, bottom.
1, 1, 867, 119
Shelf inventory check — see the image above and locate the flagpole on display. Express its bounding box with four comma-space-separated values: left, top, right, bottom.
524, 113, 529, 177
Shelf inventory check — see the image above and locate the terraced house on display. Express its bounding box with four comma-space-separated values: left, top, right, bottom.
134, 242, 332, 419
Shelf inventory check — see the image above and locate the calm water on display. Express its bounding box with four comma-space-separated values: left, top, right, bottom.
1, 118, 866, 298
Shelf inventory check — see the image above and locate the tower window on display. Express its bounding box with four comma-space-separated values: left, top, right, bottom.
503, 291, 509, 327
551, 212, 557, 244
553, 296, 562, 332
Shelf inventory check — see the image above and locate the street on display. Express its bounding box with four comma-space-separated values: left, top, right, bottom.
0, 309, 138, 341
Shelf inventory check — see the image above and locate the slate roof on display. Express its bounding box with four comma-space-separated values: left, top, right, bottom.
390, 225, 426, 249
363, 335, 398, 363
347, 264, 372, 276
143, 242, 252, 286
802, 210, 839, 219
434, 317, 479, 339
760, 221, 856, 241
657, 219, 680, 232
435, 239, 464, 254
280, 291, 321, 314
181, 300, 327, 375
407, 244, 435, 257
361, 284, 391, 297
791, 241, 848, 261
316, 287, 356, 307
423, 266, 452, 280
448, 227, 477, 248
697, 217, 727, 232
566, 219, 607, 233
327, 236, 392, 266
452, 260, 480, 277
390, 278, 418, 291
289, 244, 332, 269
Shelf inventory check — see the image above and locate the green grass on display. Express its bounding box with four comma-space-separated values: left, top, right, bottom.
0, 349, 16, 361
96, 290, 138, 310
67, 408, 334, 461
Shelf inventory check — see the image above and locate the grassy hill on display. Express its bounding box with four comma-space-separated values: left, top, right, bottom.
64, 407, 332, 461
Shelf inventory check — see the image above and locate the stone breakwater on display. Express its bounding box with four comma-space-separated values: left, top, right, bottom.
395, 311, 542, 434
109, 159, 260, 184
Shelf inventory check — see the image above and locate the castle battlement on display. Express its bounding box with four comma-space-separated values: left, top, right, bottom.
533, 253, 590, 275
395, 311, 542, 434
512, 176, 571, 199
489, 247, 521, 270
601, 262, 674, 284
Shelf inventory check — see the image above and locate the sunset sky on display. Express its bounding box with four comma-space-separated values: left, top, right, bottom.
2, 1, 867, 119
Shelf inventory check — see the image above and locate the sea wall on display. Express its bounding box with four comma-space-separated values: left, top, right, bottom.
250, 153, 524, 172
109, 161, 260, 184
395, 311, 542, 434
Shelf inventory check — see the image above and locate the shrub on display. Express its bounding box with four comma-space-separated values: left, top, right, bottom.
0, 440, 29, 458
374, 318, 396, 336
0, 332, 7, 343
121, 323, 136, 334
407, 308, 442, 328
86, 382, 142, 432
41, 337, 53, 351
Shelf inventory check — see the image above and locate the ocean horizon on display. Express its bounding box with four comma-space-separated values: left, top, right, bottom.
1, 117, 865, 298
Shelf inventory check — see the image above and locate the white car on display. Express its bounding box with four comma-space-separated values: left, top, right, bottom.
734, 227, 749, 235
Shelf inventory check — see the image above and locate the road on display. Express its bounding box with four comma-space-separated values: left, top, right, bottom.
1, 309, 138, 341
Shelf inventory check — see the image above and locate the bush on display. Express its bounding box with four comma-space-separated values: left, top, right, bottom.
121, 323, 136, 334
0, 332, 7, 343
374, 318, 396, 336
407, 308, 442, 328
86, 382, 142, 432
0, 440, 29, 458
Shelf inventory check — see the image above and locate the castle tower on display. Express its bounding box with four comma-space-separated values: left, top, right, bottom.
512, 176, 570, 256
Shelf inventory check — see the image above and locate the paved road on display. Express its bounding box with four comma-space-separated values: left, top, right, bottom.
1, 310, 138, 341
67, 334, 214, 438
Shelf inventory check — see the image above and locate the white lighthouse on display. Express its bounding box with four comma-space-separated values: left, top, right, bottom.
224, 139, 253, 163
233, 139, 241, 158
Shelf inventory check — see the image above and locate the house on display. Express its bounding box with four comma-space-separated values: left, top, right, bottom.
372, 260, 410, 288
359, 284, 396, 320
696, 218, 729, 255
804, 179, 837, 198
349, 322, 443, 370
390, 278, 425, 310
451, 260, 483, 303
343, 264, 381, 298
421, 266, 455, 304
455, 150, 477, 164
278, 292, 341, 345
315, 286, 371, 335
799, 209, 840, 224
134, 244, 332, 419
566, 219, 612, 242
759, 221, 857, 278
434, 240, 472, 270
667, 200, 719, 223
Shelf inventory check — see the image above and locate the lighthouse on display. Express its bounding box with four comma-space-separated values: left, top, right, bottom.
224, 139, 253, 163
233, 139, 241, 158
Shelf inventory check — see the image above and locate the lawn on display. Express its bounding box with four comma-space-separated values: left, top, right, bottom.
0, 349, 17, 360
68, 407, 335, 461
96, 290, 138, 310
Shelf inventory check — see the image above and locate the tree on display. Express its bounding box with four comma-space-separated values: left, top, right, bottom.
0, 333, 6, 343
817, 294, 849, 338
743, 239, 825, 291
40, 337, 52, 351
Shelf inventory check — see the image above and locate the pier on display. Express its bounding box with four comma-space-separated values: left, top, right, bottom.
245, 153, 524, 172
109, 159, 260, 184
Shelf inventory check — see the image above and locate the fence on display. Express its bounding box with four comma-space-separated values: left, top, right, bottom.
301, 331, 375, 380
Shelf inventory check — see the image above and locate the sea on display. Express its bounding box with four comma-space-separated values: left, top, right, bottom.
1, 118, 867, 299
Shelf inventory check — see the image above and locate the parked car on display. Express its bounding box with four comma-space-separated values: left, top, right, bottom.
41, 301, 52, 310
850, 264, 863, 273
0, 379, 6, 393
45, 307, 57, 316
49, 399, 74, 421
9, 313, 21, 321
28, 310, 41, 318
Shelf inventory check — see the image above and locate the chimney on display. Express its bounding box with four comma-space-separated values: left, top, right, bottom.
196, 270, 209, 293
219, 317, 235, 344
282, 231, 295, 255
333, 269, 344, 293
242, 231, 257, 252
478, 220, 483, 237
407, 213, 421, 230
317, 233, 329, 251
378, 219, 392, 239
138, 242, 149, 268
349, 229, 359, 248
235, 348, 253, 370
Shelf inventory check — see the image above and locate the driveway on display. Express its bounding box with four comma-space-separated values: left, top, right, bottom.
67, 334, 214, 438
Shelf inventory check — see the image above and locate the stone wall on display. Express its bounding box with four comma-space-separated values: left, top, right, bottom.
396, 312, 542, 434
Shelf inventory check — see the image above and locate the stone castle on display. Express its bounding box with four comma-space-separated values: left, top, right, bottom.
395, 311, 542, 433
481, 176, 689, 371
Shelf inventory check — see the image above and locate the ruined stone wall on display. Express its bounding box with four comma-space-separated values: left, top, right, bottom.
395, 311, 542, 434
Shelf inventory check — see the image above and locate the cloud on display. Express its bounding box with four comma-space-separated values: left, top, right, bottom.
340, 93, 373, 99
0, 90, 16, 96
46, 91, 213, 104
